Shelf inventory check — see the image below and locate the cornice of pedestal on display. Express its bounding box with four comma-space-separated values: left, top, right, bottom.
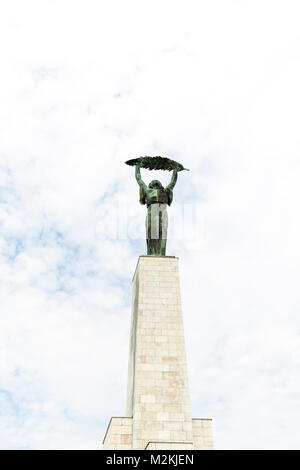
132, 255, 179, 282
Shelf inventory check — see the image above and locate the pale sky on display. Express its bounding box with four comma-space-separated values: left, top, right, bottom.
1, 0, 300, 449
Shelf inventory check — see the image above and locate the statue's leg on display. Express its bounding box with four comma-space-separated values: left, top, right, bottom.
159, 204, 168, 256
158, 209, 164, 256
146, 206, 151, 255
149, 203, 160, 255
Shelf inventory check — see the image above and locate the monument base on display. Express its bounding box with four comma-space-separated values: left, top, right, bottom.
102, 417, 213, 450
102, 256, 214, 450
102, 417, 132, 450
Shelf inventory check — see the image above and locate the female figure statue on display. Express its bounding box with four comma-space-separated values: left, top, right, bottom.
135, 163, 178, 256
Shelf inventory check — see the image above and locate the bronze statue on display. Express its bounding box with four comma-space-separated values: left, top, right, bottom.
125, 156, 189, 256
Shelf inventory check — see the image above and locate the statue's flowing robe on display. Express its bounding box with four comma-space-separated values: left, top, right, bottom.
139, 186, 173, 256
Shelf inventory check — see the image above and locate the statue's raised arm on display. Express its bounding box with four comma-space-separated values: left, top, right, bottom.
166, 169, 178, 191
135, 163, 147, 190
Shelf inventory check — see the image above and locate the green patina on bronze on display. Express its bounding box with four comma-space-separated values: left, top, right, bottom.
125, 156, 189, 172
125, 156, 189, 256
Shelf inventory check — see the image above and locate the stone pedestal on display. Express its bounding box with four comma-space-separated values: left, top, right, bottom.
103, 256, 213, 450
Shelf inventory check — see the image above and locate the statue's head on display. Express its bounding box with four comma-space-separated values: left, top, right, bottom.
149, 179, 164, 189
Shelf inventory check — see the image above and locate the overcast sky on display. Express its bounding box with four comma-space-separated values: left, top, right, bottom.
1, 0, 300, 449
